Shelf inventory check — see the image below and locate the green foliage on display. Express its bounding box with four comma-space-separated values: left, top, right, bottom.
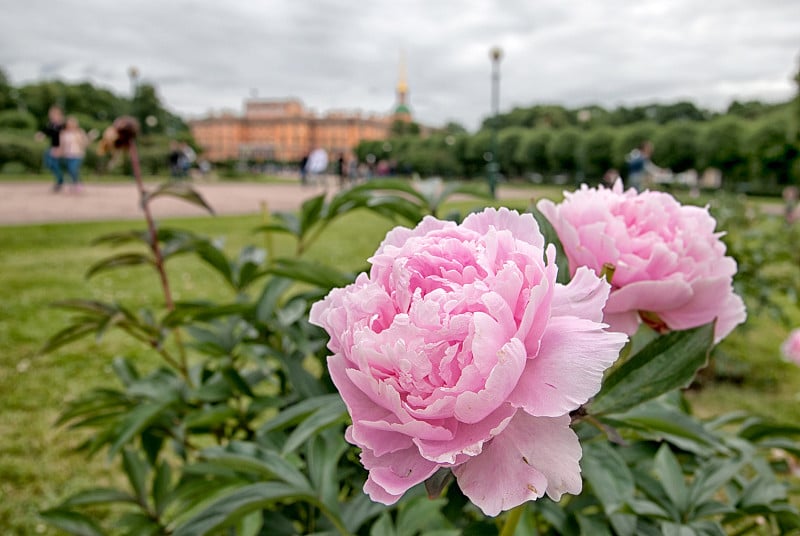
36, 175, 800, 535
0, 109, 37, 130
582, 128, 617, 180
0, 130, 43, 172
548, 128, 582, 175
653, 122, 700, 172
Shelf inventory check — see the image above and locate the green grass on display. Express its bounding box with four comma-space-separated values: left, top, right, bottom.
0, 192, 797, 534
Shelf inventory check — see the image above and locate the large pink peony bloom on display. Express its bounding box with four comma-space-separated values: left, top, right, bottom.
537, 181, 746, 343
310, 208, 627, 516
782, 329, 800, 365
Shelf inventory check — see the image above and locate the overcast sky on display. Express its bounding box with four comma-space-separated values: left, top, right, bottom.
2, 0, 798, 130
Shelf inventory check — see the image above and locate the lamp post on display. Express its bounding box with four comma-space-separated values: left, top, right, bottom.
487, 46, 503, 198
128, 66, 140, 114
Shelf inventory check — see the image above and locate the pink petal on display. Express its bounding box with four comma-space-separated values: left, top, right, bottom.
414, 404, 516, 464
455, 338, 527, 423
550, 266, 610, 323
604, 278, 693, 314
452, 413, 582, 516
603, 310, 642, 336
462, 207, 544, 249
508, 316, 627, 416
658, 276, 746, 342
360, 445, 441, 505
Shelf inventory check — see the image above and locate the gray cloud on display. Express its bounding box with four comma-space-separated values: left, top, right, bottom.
1, 0, 797, 129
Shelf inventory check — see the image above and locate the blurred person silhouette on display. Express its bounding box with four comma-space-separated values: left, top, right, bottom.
168, 140, 183, 178
626, 140, 665, 191
35, 105, 66, 192
180, 142, 196, 177
603, 168, 621, 186
59, 116, 89, 193
783, 186, 799, 224
336, 153, 346, 189
299, 152, 309, 185
305, 147, 328, 187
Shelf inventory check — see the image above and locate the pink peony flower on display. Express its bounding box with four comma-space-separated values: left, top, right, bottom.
537, 181, 746, 343
782, 329, 800, 365
310, 208, 627, 516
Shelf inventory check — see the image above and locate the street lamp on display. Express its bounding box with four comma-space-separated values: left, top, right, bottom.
128, 66, 140, 115
487, 46, 503, 198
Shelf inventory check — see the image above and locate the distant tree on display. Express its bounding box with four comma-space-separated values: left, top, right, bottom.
390, 119, 421, 136
652, 101, 708, 123
0, 109, 37, 131
747, 115, 798, 187
496, 127, 526, 177
548, 128, 581, 175
463, 130, 492, 177
699, 117, 747, 184
653, 122, 700, 172
514, 129, 552, 175
582, 128, 616, 180
441, 121, 467, 134
0, 68, 13, 111
613, 122, 658, 171
727, 100, 772, 120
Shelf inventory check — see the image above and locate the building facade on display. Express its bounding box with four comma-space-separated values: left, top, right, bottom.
190, 71, 413, 163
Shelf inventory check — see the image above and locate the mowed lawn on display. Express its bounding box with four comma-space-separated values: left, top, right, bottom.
1, 195, 799, 534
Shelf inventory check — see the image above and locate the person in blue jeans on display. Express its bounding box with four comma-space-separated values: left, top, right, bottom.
38, 106, 66, 192
60, 116, 89, 193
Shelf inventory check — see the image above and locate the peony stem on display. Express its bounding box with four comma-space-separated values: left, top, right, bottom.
129, 141, 190, 380
129, 141, 173, 310
499, 503, 526, 536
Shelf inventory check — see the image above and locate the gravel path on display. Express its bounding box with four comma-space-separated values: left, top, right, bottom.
0, 180, 539, 225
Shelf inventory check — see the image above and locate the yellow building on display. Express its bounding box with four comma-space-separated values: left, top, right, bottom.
190, 71, 412, 162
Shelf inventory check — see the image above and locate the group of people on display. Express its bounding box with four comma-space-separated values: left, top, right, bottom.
299, 149, 372, 189
38, 105, 90, 193
168, 140, 197, 178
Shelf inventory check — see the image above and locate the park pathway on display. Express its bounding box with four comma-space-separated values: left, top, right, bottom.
0, 179, 541, 225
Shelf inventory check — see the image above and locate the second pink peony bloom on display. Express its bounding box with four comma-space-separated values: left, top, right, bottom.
310, 208, 627, 516
782, 329, 800, 365
537, 181, 746, 343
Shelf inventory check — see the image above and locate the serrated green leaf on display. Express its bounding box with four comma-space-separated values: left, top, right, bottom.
590, 323, 715, 415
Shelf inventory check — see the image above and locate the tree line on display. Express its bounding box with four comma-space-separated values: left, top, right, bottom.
358, 92, 800, 194
0, 68, 192, 175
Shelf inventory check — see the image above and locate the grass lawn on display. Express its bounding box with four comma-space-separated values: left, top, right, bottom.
0, 191, 797, 534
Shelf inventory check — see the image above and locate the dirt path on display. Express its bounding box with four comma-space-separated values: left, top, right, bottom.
0, 180, 540, 225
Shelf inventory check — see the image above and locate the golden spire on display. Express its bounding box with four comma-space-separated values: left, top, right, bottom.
397, 51, 408, 95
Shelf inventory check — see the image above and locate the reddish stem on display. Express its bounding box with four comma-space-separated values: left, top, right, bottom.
129, 141, 174, 310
